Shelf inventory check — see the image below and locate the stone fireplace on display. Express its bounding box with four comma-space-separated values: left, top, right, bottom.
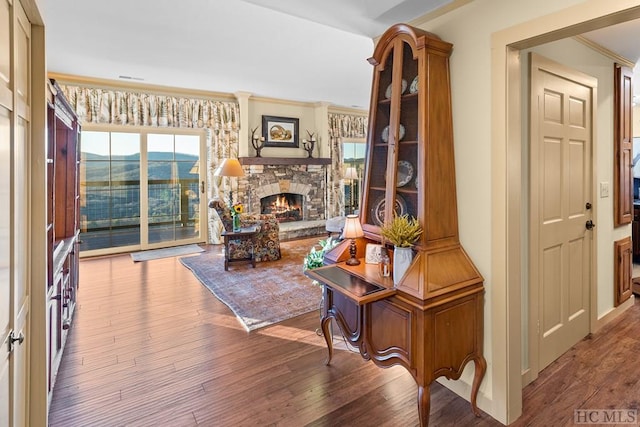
234, 159, 330, 238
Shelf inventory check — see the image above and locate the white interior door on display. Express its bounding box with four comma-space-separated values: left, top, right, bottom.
0, 92, 11, 427
10, 4, 31, 426
530, 53, 593, 375
0, 0, 11, 421
0, 0, 30, 424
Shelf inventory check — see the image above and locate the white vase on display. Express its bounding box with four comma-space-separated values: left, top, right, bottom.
393, 246, 413, 286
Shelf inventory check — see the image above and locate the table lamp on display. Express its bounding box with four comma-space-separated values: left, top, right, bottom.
213, 158, 245, 208
342, 214, 364, 266
344, 166, 358, 180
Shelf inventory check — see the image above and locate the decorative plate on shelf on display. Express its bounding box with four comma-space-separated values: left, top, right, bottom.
381, 124, 406, 143
396, 160, 414, 187
409, 76, 418, 94
384, 79, 407, 99
371, 194, 407, 226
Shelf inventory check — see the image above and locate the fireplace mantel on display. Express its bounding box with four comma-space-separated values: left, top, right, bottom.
239, 157, 331, 166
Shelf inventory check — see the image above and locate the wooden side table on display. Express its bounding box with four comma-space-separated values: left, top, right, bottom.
220, 225, 260, 271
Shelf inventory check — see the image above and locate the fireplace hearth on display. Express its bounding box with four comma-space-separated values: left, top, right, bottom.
261, 193, 303, 222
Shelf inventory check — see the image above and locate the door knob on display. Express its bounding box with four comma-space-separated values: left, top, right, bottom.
585, 220, 595, 230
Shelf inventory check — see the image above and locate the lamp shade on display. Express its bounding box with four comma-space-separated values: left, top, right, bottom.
344, 166, 358, 180
342, 214, 364, 239
213, 158, 244, 177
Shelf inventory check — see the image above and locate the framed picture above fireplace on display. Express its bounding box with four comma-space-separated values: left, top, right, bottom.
262, 115, 299, 148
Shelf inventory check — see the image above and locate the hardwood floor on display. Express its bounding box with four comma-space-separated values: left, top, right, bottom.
48, 239, 640, 426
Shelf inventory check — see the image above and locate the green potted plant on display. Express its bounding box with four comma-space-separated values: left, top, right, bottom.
303, 236, 340, 285
380, 214, 422, 285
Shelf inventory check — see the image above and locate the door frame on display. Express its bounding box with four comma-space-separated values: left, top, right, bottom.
526, 52, 597, 385
491, 1, 640, 423
140, 129, 208, 250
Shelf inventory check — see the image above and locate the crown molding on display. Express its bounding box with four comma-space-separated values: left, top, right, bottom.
371, 0, 474, 44
573, 35, 635, 68
248, 95, 320, 108
409, 0, 474, 29
47, 72, 238, 101
49, 73, 368, 111
328, 105, 368, 116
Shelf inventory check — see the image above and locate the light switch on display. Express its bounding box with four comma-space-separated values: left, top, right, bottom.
600, 182, 609, 198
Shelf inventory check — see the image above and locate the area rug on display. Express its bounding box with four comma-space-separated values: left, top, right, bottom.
130, 244, 204, 262
180, 237, 323, 332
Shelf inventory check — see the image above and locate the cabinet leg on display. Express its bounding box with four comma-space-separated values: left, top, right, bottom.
470, 356, 487, 417
417, 384, 430, 427
320, 315, 333, 365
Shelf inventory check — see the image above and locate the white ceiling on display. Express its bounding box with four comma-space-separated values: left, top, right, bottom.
41, 0, 454, 109
582, 19, 640, 64
581, 19, 640, 103
41, 1, 640, 109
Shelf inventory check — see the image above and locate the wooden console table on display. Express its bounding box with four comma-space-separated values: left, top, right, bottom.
305, 261, 486, 426
220, 225, 259, 270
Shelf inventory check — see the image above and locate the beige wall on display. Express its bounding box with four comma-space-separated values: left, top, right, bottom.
245, 97, 324, 158
241, 97, 368, 160
411, 0, 638, 423
412, 0, 587, 416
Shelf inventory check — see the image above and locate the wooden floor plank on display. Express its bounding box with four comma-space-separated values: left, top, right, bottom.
49, 239, 640, 426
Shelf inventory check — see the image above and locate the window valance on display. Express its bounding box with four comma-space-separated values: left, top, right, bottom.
58, 85, 240, 132
328, 113, 368, 139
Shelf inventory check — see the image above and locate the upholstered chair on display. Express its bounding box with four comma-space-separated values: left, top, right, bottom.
209, 199, 282, 262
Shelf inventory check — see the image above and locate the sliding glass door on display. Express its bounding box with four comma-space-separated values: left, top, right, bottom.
79, 127, 206, 255
146, 133, 202, 245
80, 131, 142, 251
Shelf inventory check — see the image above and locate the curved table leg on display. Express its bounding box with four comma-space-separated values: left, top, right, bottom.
471, 356, 487, 417
320, 315, 334, 365
417, 384, 430, 427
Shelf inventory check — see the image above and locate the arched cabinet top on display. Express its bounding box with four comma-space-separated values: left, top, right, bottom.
368, 23, 453, 67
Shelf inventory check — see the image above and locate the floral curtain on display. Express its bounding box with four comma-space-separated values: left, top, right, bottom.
327, 113, 368, 218
58, 84, 240, 244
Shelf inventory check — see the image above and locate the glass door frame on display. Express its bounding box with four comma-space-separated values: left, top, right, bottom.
342, 139, 366, 215
141, 129, 207, 250
79, 124, 207, 257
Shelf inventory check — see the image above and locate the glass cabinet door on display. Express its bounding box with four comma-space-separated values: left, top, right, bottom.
362, 39, 420, 234
395, 41, 419, 221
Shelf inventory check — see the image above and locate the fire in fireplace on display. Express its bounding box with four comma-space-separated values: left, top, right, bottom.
261, 193, 303, 222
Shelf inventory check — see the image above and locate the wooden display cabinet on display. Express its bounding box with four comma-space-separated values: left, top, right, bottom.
307, 24, 486, 426
46, 79, 80, 394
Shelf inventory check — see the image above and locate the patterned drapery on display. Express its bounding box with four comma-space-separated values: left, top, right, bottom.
327, 113, 368, 218
58, 84, 240, 244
